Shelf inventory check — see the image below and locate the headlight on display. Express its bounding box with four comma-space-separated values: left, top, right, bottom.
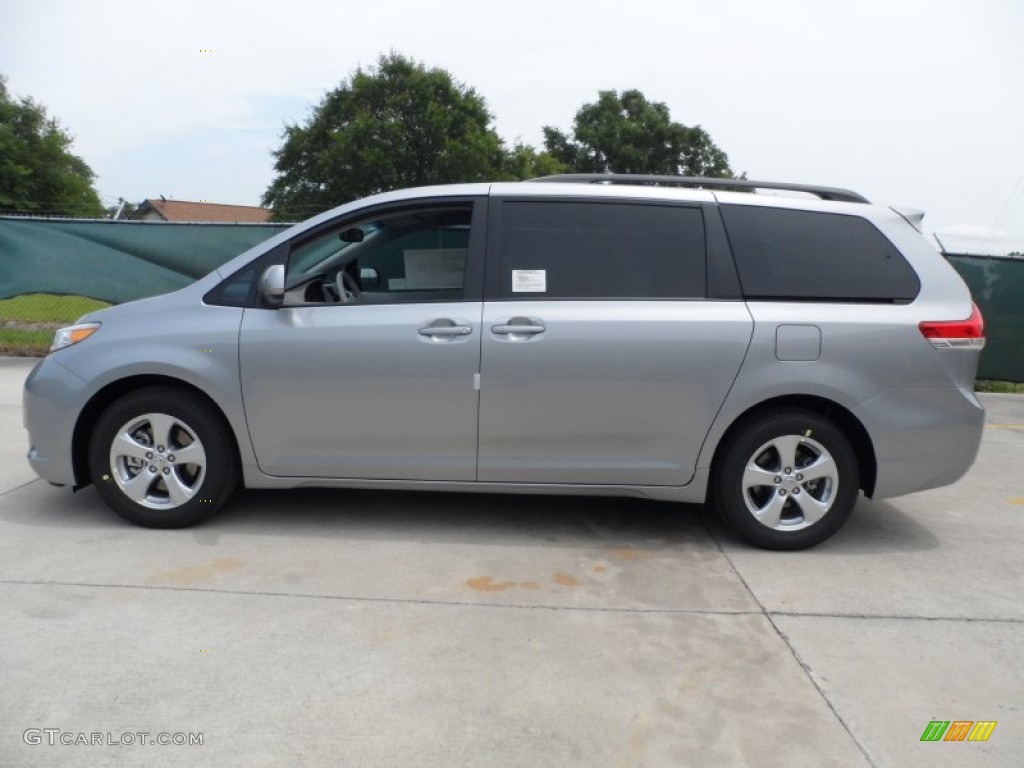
50, 322, 101, 352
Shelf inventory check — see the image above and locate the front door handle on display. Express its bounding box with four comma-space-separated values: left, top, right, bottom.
418, 322, 472, 338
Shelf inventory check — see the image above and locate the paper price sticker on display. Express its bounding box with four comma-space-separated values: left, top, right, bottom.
512, 269, 547, 293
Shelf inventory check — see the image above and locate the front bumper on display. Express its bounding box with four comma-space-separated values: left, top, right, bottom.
23, 356, 89, 487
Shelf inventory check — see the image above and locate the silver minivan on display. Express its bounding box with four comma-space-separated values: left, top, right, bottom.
23, 175, 986, 549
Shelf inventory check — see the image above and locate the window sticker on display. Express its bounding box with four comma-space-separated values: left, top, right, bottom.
512, 269, 547, 293
403, 249, 466, 289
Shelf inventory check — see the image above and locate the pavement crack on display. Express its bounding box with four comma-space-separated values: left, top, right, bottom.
702, 511, 879, 768
0, 477, 39, 497
0, 578, 764, 617
768, 610, 1022, 624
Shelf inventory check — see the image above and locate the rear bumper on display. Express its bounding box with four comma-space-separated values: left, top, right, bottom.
855, 385, 984, 499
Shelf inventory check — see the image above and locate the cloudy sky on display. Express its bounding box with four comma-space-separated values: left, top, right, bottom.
2, 0, 1021, 252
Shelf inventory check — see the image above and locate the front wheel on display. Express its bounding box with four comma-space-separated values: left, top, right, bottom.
713, 410, 860, 550
88, 387, 239, 528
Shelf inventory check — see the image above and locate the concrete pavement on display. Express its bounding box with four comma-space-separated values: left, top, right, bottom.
1, 356, 1020, 766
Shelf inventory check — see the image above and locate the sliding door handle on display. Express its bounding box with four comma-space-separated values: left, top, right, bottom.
491, 322, 545, 336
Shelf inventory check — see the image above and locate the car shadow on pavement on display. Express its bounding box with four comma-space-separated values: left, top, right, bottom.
1, 480, 706, 549
705, 495, 941, 554
3, 480, 940, 554
210, 487, 709, 551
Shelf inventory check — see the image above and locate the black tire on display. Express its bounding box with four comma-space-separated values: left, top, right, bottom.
713, 409, 859, 550
88, 387, 239, 528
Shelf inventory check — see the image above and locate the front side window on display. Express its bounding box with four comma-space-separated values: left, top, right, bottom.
497, 201, 706, 300
284, 205, 472, 305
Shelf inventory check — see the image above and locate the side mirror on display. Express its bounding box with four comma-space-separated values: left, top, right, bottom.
259, 264, 285, 307
339, 228, 365, 243
359, 267, 381, 290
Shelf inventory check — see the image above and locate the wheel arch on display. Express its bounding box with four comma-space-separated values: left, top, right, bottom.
72, 375, 242, 488
709, 394, 877, 497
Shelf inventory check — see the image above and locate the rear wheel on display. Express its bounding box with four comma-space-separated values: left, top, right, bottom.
713, 410, 859, 550
88, 387, 238, 527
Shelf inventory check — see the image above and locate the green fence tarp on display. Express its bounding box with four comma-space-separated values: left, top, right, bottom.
0, 217, 291, 303
946, 255, 1024, 382
1, 219, 1021, 380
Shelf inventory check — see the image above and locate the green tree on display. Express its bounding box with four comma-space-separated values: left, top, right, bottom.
499, 141, 566, 180
0, 75, 104, 217
543, 89, 734, 178
263, 53, 510, 219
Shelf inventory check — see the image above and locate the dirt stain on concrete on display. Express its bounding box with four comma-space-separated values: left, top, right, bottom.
465, 576, 515, 592
146, 557, 243, 586
466, 575, 581, 591
606, 546, 657, 561
553, 572, 580, 587
592, 564, 609, 573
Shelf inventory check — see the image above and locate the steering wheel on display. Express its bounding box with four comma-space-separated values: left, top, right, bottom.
323, 270, 364, 303
333, 270, 362, 303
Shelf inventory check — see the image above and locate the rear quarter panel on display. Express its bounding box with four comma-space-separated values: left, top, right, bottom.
700, 201, 984, 498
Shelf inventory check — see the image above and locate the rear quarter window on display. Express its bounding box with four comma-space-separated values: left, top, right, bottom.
720, 205, 920, 302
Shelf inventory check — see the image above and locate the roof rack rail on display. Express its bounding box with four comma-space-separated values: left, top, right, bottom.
529, 174, 870, 204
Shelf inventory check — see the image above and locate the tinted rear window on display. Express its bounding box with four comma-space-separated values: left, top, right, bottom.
498, 201, 705, 299
720, 205, 920, 302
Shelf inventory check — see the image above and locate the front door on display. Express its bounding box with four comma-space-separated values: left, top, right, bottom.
239, 200, 485, 480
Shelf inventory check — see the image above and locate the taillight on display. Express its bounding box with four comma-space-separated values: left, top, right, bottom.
919, 302, 986, 349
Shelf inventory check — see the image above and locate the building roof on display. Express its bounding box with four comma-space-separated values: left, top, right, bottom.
136, 198, 272, 223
